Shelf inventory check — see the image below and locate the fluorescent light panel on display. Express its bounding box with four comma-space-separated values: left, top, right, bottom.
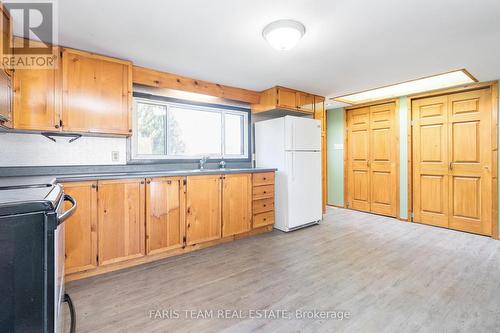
333, 69, 476, 105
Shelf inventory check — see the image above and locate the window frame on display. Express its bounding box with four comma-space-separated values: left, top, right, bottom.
131, 96, 250, 161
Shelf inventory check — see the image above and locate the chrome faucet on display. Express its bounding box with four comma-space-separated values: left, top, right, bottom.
199, 156, 209, 169
219, 160, 226, 169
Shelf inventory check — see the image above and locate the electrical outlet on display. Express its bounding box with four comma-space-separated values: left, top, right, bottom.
111, 151, 120, 162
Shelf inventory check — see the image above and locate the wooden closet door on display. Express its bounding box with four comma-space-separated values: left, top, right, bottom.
412, 95, 449, 227
369, 103, 397, 217
347, 107, 371, 212
447, 89, 491, 235
98, 179, 145, 266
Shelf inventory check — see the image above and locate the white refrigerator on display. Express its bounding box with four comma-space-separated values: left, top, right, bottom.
255, 116, 322, 232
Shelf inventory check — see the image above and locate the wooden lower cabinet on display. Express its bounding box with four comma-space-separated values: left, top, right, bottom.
185, 175, 222, 245
64, 172, 275, 281
146, 177, 185, 254
63, 181, 98, 275
252, 172, 276, 228
222, 174, 252, 237
97, 179, 146, 265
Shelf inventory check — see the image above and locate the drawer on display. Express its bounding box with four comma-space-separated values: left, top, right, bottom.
252, 172, 274, 186
253, 198, 274, 214
253, 184, 274, 200
253, 211, 275, 228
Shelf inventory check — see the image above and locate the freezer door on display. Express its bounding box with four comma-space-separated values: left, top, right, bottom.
285, 116, 321, 151
286, 151, 322, 228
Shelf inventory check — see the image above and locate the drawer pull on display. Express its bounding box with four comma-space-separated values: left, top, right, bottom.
263, 204, 266, 207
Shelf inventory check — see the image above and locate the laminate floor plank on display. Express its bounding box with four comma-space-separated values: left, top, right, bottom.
64, 207, 500, 333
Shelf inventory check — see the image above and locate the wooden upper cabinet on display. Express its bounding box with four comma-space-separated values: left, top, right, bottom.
222, 174, 252, 237
97, 179, 145, 266
185, 175, 221, 245
63, 181, 98, 275
277, 87, 297, 110
13, 44, 60, 131
296, 91, 314, 113
0, 4, 12, 75
252, 86, 318, 115
146, 177, 185, 255
62, 48, 132, 135
314, 96, 326, 130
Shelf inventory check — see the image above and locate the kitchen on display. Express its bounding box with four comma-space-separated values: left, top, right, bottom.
1, 1, 500, 333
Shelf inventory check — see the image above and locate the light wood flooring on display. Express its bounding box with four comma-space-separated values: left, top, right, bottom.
64, 207, 500, 333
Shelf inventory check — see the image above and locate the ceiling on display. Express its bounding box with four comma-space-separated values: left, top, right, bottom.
54, 0, 500, 107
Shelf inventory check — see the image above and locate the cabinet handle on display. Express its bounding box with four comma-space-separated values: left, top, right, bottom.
146, 180, 151, 184
91, 184, 97, 189
55, 124, 60, 129
449, 162, 453, 170
263, 204, 266, 207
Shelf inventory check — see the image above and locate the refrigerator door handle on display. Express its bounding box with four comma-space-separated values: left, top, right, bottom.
291, 152, 295, 181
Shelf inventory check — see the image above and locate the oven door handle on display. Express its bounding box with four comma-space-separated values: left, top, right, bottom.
57, 194, 77, 225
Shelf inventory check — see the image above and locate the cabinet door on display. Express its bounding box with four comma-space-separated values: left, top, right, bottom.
222, 174, 252, 237
296, 92, 314, 113
13, 46, 60, 131
146, 177, 185, 255
186, 175, 221, 245
63, 181, 98, 275
98, 179, 145, 266
314, 96, 326, 130
62, 49, 131, 135
0, 4, 12, 75
277, 87, 297, 110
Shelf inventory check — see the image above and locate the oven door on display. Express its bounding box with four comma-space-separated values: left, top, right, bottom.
55, 194, 77, 333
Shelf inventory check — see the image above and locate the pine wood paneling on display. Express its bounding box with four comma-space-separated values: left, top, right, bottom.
133, 66, 259, 104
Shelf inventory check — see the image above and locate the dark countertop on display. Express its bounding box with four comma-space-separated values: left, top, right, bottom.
0, 168, 277, 187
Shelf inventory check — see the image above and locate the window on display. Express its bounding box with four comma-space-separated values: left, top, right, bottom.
132, 98, 249, 160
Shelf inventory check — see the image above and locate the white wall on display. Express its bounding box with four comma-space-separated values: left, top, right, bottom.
0, 133, 127, 166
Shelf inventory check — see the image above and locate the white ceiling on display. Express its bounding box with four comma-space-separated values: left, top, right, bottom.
56, 0, 500, 107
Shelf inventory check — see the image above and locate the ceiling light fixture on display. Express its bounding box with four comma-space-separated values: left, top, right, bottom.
262, 19, 306, 51
332, 69, 477, 105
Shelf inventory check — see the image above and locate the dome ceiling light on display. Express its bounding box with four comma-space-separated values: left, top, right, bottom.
262, 19, 306, 51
